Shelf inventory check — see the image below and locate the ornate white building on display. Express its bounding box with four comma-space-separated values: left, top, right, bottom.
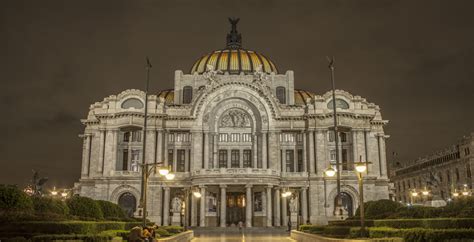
75, 19, 390, 227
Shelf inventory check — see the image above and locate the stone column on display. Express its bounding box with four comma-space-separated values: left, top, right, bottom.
98, 129, 105, 173
262, 132, 267, 169
164, 131, 169, 167
200, 186, 206, 227
301, 187, 308, 223
282, 194, 288, 227
246, 184, 252, 227
191, 191, 198, 226
302, 132, 307, 172
213, 134, 218, 168
315, 130, 326, 174
274, 188, 281, 226
268, 131, 279, 170
163, 187, 170, 226
220, 185, 227, 227
253, 135, 258, 168
266, 185, 272, 227
203, 132, 209, 169
81, 135, 91, 176
156, 130, 163, 163
308, 131, 315, 173
173, 148, 178, 172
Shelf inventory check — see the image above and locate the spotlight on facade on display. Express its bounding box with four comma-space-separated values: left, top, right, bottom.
165, 173, 175, 180
324, 167, 336, 177
462, 191, 469, 196
354, 162, 367, 173
193, 191, 202, 198
61, 191, 68, 198
411, 191, 418, 197
453, 191, 460, 197
422, 190, 429, 196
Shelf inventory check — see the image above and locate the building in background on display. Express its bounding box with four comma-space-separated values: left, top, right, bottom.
74, 20, 390, 227
392, 133, 473, 204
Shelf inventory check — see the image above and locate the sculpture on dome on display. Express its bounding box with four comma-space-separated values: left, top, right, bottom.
253, 64, 272, 94
203, 64, 222, 89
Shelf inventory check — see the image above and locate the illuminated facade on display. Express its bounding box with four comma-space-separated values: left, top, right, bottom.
75, 19, 390, 226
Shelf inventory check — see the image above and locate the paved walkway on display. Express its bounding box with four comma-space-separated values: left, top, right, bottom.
191, 227, 295, 242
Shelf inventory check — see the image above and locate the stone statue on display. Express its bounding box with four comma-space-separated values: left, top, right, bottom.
289, 196, 298, 213
171, 197, 182, 213
203, 64, 221, 89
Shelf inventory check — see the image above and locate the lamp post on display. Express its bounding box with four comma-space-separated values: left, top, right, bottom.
327, 57, 341, 209
51, 186, 58, 196
182, 187, 201, 230
354, 160, 367, 237
324, 167, 336, 212
140, 163, 174, 227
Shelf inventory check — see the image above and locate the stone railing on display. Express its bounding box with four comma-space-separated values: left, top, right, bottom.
281, 172, 309, 178
193, 168, 280, 177
111, 170, 140, 176
157, 230, 194, 242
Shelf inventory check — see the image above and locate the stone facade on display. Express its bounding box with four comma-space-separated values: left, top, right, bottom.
74, 23, 390, 226
391, 133, 474, 204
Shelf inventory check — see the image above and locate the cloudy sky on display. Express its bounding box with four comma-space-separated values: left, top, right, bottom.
1, 0, 473, 188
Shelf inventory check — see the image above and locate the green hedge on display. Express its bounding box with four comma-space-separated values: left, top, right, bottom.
0, 221, 144, 237
299, 225, 351, 237
374, 218, 474, 229
32, 196, 69, 219
351, 227, 474, 242
66, 196, 104, 220
31, 234, 114, 242
96, 200, 126, 220
328, 219, 375, 227
162, 225, 184, 234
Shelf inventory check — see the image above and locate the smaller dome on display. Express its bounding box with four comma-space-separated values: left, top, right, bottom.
157, 89, 174, 105
294, 89, 314, 105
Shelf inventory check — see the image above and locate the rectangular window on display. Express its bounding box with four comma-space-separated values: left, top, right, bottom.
243, 150, 252, 168
219, 150, 228, 168
286, 150, 294, 172
122, 149, 129, 171
177, 149, 185, 172
330, 150, 336, 163
342, 149, 349, 170
297, 149, 303, 172
447, 170, 451, 183
467, 164, 472, 178
231, 150, 240, 168
131, 149, 140, 172
168, 149, 174, 171
340, 132, 347, 142
123, 132, 130, 142
132, 131, 142, 142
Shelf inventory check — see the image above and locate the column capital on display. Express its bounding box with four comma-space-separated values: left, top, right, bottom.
245, 184, 253, 188
199, 185, 206, 189
266, 185, 273, 189
219, 184, 227, 188
163, 186, 170, 191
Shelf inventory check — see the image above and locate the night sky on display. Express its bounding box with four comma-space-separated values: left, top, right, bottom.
1, 0, 473, 188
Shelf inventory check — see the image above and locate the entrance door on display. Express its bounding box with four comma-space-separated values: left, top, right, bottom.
226, 192, 246, 226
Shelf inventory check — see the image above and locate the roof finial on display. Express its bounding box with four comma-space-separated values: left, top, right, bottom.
226, 17, 242, 49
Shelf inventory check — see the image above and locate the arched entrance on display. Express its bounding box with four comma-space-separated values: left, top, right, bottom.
118, 192, 137, 217
334, 192, 354, 218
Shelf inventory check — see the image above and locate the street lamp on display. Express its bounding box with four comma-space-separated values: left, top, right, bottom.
140, 163, 174, 227
354, 160, 367, 237
462, 184, 471, 196
51, 186, 58, 196
324, 167, 336, 212
452, 189, 460, 198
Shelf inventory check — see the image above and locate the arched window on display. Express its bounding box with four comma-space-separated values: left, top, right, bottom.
327, 98, 349, 109
182, 86, 193, 104
118, 192, 136, 217
121, 98, 144, 109
276, 86, 286, 104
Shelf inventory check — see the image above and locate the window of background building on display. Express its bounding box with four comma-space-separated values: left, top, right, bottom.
231, 150, 240, 168
447, 170, 451, 183
286, 150, 294, 172
467, 164, 472, 179
183, 86, 193, 104
439, 172, 443, 182
297, 149, 303, 172
342, 149, 349, 170
455, 168, 460, 182
340, 132, 347, 142
243, 150, 252, 168
276, 86, 286, 104
177, 149, 185, 172
168, 149, 174, 171
219, 150, 228, 168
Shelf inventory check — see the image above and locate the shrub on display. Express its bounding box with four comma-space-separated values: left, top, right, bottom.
0, 185, 33, 214
355, 199, 403, 219
155, 228, 171, 237
374, 218, 474, 229
98, 229, 129, 237
66, 196, 103, 220
31, 196, 69, 218
0, 221, 132, 235
162, 225, 183, 234
96, 200, 126, 220
31, 234, 113, 242
329, 219, 375, 227
299, 224, 324, 234
322, 226, 352, 237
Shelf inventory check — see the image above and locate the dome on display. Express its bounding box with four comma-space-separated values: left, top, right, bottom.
190, 18, 278, 75
190, 49, 278, 75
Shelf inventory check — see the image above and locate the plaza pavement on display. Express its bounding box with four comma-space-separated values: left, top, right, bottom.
191, 227, 296, 242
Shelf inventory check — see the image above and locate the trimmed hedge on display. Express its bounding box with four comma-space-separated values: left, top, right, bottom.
155, 228, 171, 237
328, 219, 375, 227
0, 185, 33, 222
66, 196, 103, 220
162, 225, 184, 234
299, 225, 351, 237
351, 227, 474, 242
0, 221, 144, 236
31, 196, 69, 219
374, 218, 474, 229
96, 200, 126, 220
31, 234, 114, 242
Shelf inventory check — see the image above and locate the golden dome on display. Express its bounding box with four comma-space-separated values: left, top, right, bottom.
190, 49, 278, 75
